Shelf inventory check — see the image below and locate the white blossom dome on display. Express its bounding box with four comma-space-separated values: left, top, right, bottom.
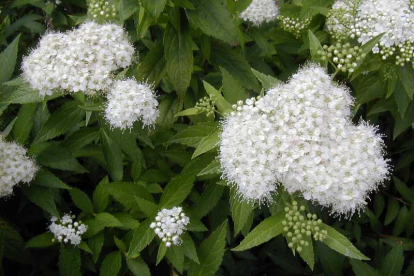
49, 214, 88, 246
0, 137, 37, 198
150, 207, 189, 247
327, 0, 414, 62
22, 21, 134, 97
219, 64, 390, 215
104, 79, 159, 130
239, 0, 279, 26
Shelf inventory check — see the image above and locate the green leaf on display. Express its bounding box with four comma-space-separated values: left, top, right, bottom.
135, 43, 167, 86
251, 69, 280, 91
23, 186, 59, 217
168, 122, 218, 147
385, 197, 400, 226
135, 196, 158, 218
32, 142, 88, 173
181, 233, 199, 263
128, 219, 156, 258
69, 188, 94, 214
352, 34, 384, 77
113, 213, 140, 229
101, 129, 123, 181
157, 94, 183, 128
25, 232, 56, 248
175, 107, 204, 117
0, 35, 20, 83
156, 243, 167, 265
381, 245, 404, 276
59, 245, 81, 276
233, 213, 284, 251
164, 24, 193, 98
83, 213, 123, 238
299, 234, 315, 270
197, 159, 221, 177
33, 101, 85, 144
32, 170, 71, 189
127, 257, 150, 276
12, 103, 37, 144
350, 259, 380, 276
203, 81, 232, 114
193, 183, 224, 219
62, 127, 100, 151
397, 65, 414, 100
229, 188, 255, 235
166, 246, 185, 273
159, 173, 196, 209
392, 206, 409, 236
188, 220, 228, 276
88, 232, 104, 263
319, 224, 369, 260
393, 176, 414, 202
308, 30, 327, 67
188, 0, 238, 44
1, 81, 62, 104
102, 182, 152, 211
141, 0, 167, 18
221, 67, 248, 104
210, 41, 260, 92
93, 177, 110, 213
192, 130, 219, 158
100, 251, 122, 276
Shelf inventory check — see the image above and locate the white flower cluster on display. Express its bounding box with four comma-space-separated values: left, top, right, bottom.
219, 64, 390, 215
239, 0, 279, 26
22, 21, 134, 97
49, 214, 88, 246
327, 0, 414, 65
104, 80, 159, 130
150, 207, 189, 247
0, 137, 37, 198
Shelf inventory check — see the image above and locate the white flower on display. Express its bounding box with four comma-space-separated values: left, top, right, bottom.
49, 214, 87, 246
22, 21, 134, 97
239, 0, 279, 26
0, 136, 37, 198
327, 0, 414, 64
150, 207, 189, 246
104, 79, 159, 130
219, 64, 390, 216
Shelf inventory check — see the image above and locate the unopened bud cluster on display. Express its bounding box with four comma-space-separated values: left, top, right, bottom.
49, 214, 88, 246
196, 95, 217, 117
89, 0, 116, 21
277, 16, 310, 38
150, 207, 190, 247
318, 42, 366, 73
282, 201, 327, 253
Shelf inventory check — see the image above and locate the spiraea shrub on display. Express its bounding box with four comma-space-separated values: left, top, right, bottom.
0, 0, 413, 275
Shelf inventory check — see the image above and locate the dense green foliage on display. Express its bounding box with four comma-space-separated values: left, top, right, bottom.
0, 0, 413, 275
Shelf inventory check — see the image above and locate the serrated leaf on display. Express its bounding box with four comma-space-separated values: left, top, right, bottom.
168, 122, 218, 147
385, 197, 400, 226
135, 196, 158, 218
157, 94, 183, 128
299, 235, 315, 270
83, 213, 123, 238
308, 30, 327, 67
1, 81, 62, 104
393, 206, 409, 236
166, 246, 185, 273
113, 213, 140, 229
102, 182, 153, 211
188, 220, 228, 276
62, 127, 100, 151
59, 245, 81, 276
202, 81, 232, 114
23, 186, 59, 217
101, 129, 123, 181
193, 183, 224, 219
381, 245, 404, 276
135, 43, 167, 86
175, 107, 204, 117
188, 0, 238, 44
69, 188, 94, 214
233, 212, 284, 251
0, 35, 20, 83
221, 67, 248, 104
32, 170, 71, 189
320, 224, 369, 260
100, 251, 122, 276
128, 219, 156, 257
397, 65, 414, 100
393, 176, 414, 202
159, 173, 196, 209
197, 159, 221, 177
350, 259, 380, 276
33, 101, 85, 144
25, 232, 56, 248
141, 0, 167, 18
127, 257, 150, 276
229, 189, 254, 235
12, 103, 37, 144
251, 69, 280, 91
88, 232, 104, 263
156, 243, 167, 265
181, 233, 199, 264
164, 24, 193, 98
93, 177, 110, 213
192, 130, 219, 158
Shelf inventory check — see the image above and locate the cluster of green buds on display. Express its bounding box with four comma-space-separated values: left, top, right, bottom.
195, 95, 217, 117
88, 0, 117, 21
393, 41, 414, 66
277, 16, 310, 39
282, 201, 327, 253
318, 42, 366, 73
381, 62, 397, 80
